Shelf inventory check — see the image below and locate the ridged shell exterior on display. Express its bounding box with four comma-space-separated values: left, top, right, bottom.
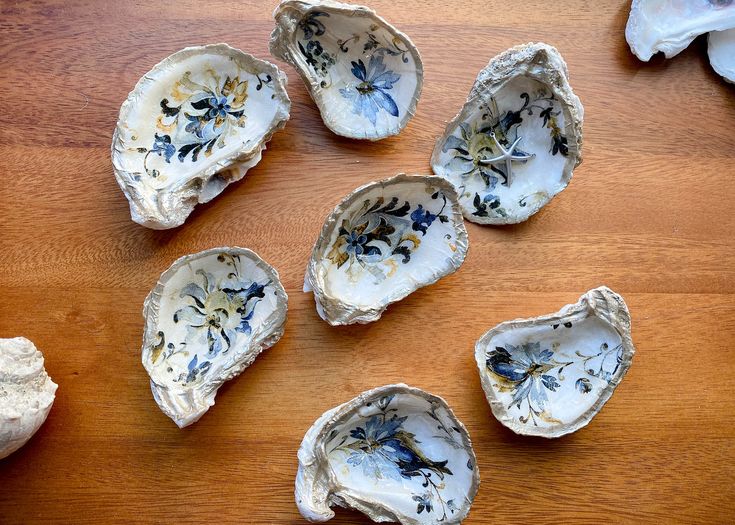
112, 44, 291, 229
475, 287, 634, 438
270, 0, 423, 140
0, 337, 57, 459
304, 174, 468, 325
626, 0, 735, 61
431, 43, 583, 225
141, 247, 288, 428
295, 384, 480, 524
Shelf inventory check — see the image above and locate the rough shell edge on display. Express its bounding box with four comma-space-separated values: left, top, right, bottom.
430, 42, 584, 226
141, 246, 288, 428
304, 174, 469, 326
474, 286, 635, 438
295, 383, 481, 524
111, 43, 291, 229
269, 0, 423, 141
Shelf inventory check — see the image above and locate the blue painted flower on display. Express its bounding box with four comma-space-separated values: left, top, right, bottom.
486, 343, 561, 411
410, 204, 437, 234
151, 133, 175, 163
181, 354, 211, 384
173, 269, 266, 358
413, 493, 434, 515
345, 230, 369, 255
345, 414, 452, 481
340, 55, 401, 125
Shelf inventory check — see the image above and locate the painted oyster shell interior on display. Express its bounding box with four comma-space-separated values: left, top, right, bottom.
270, 0, 422, 140
112, 44, 290, 229
625, 0, 735, 61
475, 287, 634, 438
304, 174, 468, 325
1, 337, 57, 460
141, 247, 287, 428
709, 29, 735, 83
431, 43, 583, 225
296, 384, 480, 524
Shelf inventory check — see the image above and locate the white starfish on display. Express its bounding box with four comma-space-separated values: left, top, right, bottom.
478, 133, 535, 188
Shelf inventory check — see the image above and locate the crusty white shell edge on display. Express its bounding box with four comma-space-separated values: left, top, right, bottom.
474, 286, 635, 438
111, 43, 291, 230
0, 337, 57, 460
295, 383, 481, 524
269, 0, 423, 141
141, 247, 288, 428
708, 29, 735, 84
625, 0, 735, 61
304, 174, 469, 326
430, 42, 584, 225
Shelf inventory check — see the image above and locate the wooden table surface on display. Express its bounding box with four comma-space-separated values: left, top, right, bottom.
1, 0, 734, 523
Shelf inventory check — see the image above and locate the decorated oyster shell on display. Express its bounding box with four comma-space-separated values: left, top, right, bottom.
304, 174, 468, 325
141, 247, 287, 428
1, 337, 57, 460
431, 43, 583, 225
626, 0, 735, 61
709, 29, 735, 83
270, 0, 423, 140
112, 44, 291, 229
475, 287, 634, 438
296, 384, 480, 524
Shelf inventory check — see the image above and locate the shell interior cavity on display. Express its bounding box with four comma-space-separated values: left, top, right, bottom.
625, 0, 735, 61
431, 43, 583, 225
709, 29, 735, 83
0, 337, 57, 460
304, 174, 468, 325
141, 247, 287, 428
270, 0, 423, 140
296, 384, 480, 524
475, 287, 634, 438
112, 44, 291, 229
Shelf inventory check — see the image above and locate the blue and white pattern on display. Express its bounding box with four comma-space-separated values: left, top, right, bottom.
485, 326, 623, 427
149, 253, 270, 386
340, 55, 400, 125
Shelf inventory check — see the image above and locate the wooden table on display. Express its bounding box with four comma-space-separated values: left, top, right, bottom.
1, 0, 734, 523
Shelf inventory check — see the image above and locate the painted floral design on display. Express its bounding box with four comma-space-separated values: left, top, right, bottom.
485, 324, 622, 426
441, 90, 570, 219
137, 70, 271, 179
150, 253, 269, 386
340, 55, 400, 125
326, 191, 450, 281
296, 10, 406, 121
328, 395, 461, 521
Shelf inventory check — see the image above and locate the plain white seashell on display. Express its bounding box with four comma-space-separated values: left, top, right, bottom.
431, 43, 583, 225
708, 29, 735, 82
0, 337, 57, 459
475, 286, 634, 438
112, 43, 291, 229
625, 0, 735, 61
304, 174, 468, 325
270, 0, 423, 140
295, 384, 480, 524
141, 247, 288, 428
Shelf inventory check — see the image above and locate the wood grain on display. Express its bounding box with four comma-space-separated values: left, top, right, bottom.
1, 0, 734, 523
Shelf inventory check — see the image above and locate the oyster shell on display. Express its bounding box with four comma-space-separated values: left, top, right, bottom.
295, 384, 480, 524
431, 43, 583, 225
709, 29, 735, 83
304, 174, 468, 325
112, 44, 291, 229
475, 287, 634, 438
141, 247, 287, 428
1, 337, 57, 459
270, 0, 423, 140
625, 0, 735, 61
